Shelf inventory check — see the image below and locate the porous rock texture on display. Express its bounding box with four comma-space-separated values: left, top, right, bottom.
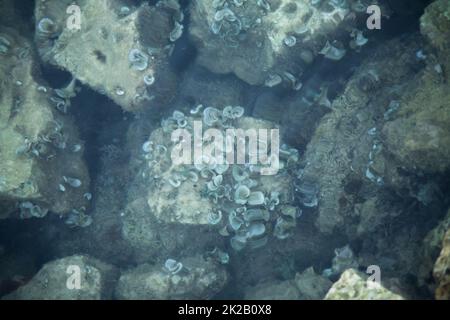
189, 0, 357, 85
34, 0, 180, 112
0, 26, 90, 219
324, 269, 404, 300
3, 255, 118, 300
115, 254, 228, 300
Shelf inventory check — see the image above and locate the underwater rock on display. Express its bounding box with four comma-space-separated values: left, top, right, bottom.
123, 107, 300, 259
244, 279, 301, 300
281, 90, 331, 149
0, 27, 90, 219
382, 0, 450, 175
120, 198, 160, 263
433, 227, 450, 300
173, 65, 248, 112
324, 269, 404, 300
251, 76, 331, 149
2, 255, 118, 300
121, 115, 224, 262
189, 0, 355, 85
299, 35, 426, 234
144, 114, 295, 228
252, 91, 284, 124
34, 0, 179, 112
420, 0, 450, 71
322, 245, 359, 279
382, 63, 450, 173
294, 267, 333, 300
377, 0, 450, 173
115, 254, 228, 299
353, 197, 402, 237
419, 209, 450, 291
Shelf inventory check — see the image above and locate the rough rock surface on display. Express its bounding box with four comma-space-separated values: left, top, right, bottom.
115, 255, 228, 299
0, 27, 90, 219
294, 267, 333, 300
144, 116, 294, 226
419, 209, 450, 289
34, 0, 180, 112
244, 279, 301, 300
433, 228, 450, 300
324, 269, 404, 300
300, 36, 423, 234
119, 112, 299, 262
244, 266, 332, 300
189, 0, 356, 85
420, 0, 450, 70
1, 0, 449, 301
382, 66, 450, 173
382, 0, 450, 174
120, 197, 160, 262
3, 255, 118, 300
174, 65, 249, 111
251, 77, 331, 151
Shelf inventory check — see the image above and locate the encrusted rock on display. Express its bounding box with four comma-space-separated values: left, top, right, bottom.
115, 255, 228, 299
189, 0, 356, 85
144, 115, 295, 227
382, 62, 450, 173
324, 269, 404, 300
34, 0, 180, 112
419, 209, 450, 290
0, 27, 90, 219
3, 255, 118, 300
120, 198, 160, 262
300, 36, 422, 233
380, 0, 450, 173
433, 228, 450, 300
420, 0, 450, 70
244, 279, 301, 300
173, 65, 248, 111
294, 267, 333, 300
353, 197, 402, 237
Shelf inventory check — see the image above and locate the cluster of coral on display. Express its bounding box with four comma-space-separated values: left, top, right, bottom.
0, 0, 449, 300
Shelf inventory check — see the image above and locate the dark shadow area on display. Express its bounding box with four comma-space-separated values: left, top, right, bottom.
169, 0, 198, 73
13, 0, 36, 31
70, 85, 128, 182
39, 64, 73, 89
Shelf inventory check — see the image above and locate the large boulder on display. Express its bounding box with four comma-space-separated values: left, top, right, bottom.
324, 269, 404, 300
294, 267, 332, 300
115, 254, 228, 299
433, 228, 450, 300
382, 67, 450, 173
299, 35, 422, 234
420, 0, 450, 70
140, 109, 299, 255
419, 209, 450, 291
0, 26, 90, 219
382, 0, 450, 174
244, 279, 301, 300
3, 255, 118, 300
120, 103, 303, 262
173, 65, 249, 111
244, 266, 332, 300
189, 0, 358, 85
34, 0, 180, 112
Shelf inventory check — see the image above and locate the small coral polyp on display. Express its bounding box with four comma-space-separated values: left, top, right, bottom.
142, 105, 301, 251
